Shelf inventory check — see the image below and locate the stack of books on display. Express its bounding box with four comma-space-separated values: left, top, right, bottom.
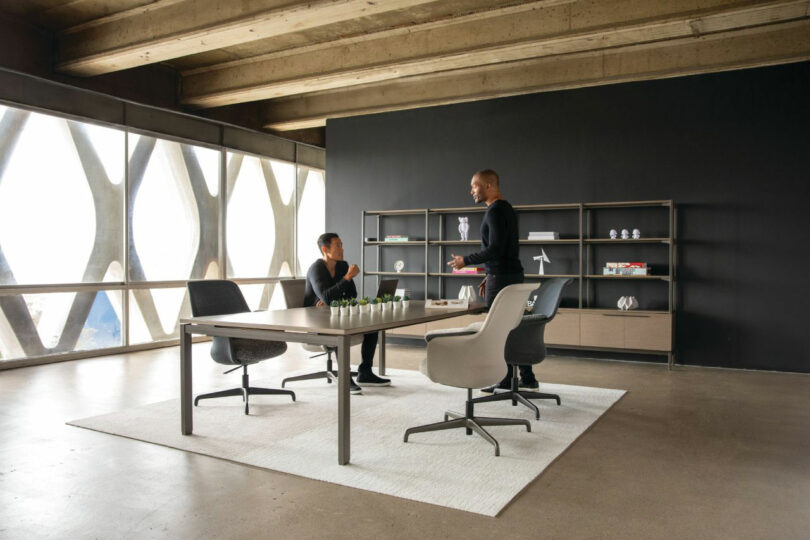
452, 266, 485, 274
603, 262, 649, 276
527, 231, 559, 240
384, 235, 409, 242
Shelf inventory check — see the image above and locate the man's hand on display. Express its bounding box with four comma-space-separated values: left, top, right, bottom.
477, 276, 487, 298
316, 300, 325, 307
344, 263, 360, 281
447, 254, 465, 270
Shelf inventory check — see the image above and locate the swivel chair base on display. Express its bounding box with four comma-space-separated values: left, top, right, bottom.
403, 389, 531, 456
195, 365, 295, 415
472, 372, 560, 420
281, 352, 356, 388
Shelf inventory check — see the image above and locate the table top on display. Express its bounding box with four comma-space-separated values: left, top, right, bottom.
181, 301, 487, 335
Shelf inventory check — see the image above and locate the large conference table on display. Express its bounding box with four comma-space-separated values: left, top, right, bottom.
180, 301, 485, 465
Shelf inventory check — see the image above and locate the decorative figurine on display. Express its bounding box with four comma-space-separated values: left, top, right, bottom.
617, 296, 639, 310
458, 285, 475, 301
621, 228, 630, 239
533, 249, 550, 275
632, 228, 641, 239
394, 260, 404, 273
609, 229, 618, 239
458, 216, 469, 241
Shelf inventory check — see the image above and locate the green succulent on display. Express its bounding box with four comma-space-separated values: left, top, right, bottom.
350, 298, 358, 306
403, 295, 410, 301
340, 299, 349, 307
375, 297, 382, 304
358, 298, 368, 306
393, 295, 401, 302
370, 298, 379, 305
330, 300, 339, 308
383, 294, 393, 302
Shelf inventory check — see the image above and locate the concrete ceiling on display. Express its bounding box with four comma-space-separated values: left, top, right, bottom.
5, 0, 810, 134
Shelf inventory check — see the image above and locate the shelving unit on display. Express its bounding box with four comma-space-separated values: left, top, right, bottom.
361, 200, 676, 367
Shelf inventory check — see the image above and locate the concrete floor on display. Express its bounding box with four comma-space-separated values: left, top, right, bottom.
1, 342, 808, 539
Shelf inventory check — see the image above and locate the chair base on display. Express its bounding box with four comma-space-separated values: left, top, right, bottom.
472, 373, 560, 420
195, 365, 295, 415
403, 389, 531, 456
281, 352, 356, 388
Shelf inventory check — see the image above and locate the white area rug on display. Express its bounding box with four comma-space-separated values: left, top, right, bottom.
69, 369, 625, 516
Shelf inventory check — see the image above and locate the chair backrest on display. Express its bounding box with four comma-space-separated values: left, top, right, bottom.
530, 277, 572, 320
424, 282, 536, 389
376, 279, 398, 298
187, 280, 250, 317
280, 278, 307, 308
505, 277, 572, 366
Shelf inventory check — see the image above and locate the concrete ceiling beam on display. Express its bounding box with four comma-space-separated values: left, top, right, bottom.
56, 0, 439, 76
260, 19, 810, 130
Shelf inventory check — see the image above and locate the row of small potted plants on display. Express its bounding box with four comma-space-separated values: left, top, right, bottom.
330, 294, 410, 316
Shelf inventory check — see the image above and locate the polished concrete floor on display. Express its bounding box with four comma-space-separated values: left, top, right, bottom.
1, 342, 808, 539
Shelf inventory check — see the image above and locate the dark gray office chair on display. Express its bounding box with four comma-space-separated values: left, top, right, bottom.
278, 278, 357, 387
187, 280, 295, 414
473, 277, 572, 419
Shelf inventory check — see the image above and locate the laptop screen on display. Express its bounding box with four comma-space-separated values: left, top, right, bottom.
376, 279, 398, 298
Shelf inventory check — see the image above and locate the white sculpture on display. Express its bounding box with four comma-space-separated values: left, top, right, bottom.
617, 296, 639, 310
458, 216, 469, 241
632, 228, 641, 239
533, 249, 550, 275
621, 229, 630, 239
609, 229, 618, 239
458, 285, 475, 301
394, 260, 404, 273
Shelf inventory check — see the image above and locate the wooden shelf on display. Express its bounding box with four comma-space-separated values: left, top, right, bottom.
429, 272, 486, 278
520, 239, 580, 244
364, 271, 424, 276
585, 238, 670, 244
586, 274, 670, 281
584, 200, 671, 208
429, 240, 480, 245
525, 274, 580, 279
364, 241, 425, 246
365, 209, 425, 215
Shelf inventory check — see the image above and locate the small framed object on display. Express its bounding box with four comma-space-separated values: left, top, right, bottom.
394, 260, 405, 273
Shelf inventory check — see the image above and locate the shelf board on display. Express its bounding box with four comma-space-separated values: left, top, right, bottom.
583, 200, 672, 208
525, 274, 580, 279
514, 203, 581, 211
585, 238, 670, 244
364, 271, 425, 276
586, 274, 670, 281
429, 240, 479, 245
520, 239, 580, 244
429, 272, 486, 278
364, 209, 425, 215
364, 241, 426, 246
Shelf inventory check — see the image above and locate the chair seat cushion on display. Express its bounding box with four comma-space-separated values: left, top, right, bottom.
424, 324, 479, 343
231, 339, 287, 364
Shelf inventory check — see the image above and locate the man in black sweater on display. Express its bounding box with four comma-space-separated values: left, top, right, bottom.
305, 232, 391, 394
447, 169, 538, 391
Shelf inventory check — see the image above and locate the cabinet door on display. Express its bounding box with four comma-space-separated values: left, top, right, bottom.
624, 313, 672, 351
580, 312, 625, 348
545, 311, 580, 346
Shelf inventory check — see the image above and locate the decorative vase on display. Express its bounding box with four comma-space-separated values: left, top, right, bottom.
402, 300, 410, 309
330, 306, 340, 316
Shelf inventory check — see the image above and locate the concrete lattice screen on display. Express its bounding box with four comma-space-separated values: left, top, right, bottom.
0, 104, 313, 362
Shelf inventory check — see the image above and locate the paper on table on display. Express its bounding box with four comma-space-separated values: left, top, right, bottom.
425, 299, 469, 309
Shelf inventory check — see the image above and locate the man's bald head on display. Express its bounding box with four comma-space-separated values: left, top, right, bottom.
473, 169, 500, 188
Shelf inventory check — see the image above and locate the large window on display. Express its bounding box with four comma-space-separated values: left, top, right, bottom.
0, 103, 324, 364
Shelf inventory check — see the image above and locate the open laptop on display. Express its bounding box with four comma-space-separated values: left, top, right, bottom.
376, 279, 398, 298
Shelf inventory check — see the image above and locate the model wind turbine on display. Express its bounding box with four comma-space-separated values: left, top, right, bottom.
533, 249, 550, 275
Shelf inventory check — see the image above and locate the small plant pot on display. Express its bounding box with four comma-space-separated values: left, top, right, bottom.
340, 306, 348, 316
350, 305, 359, 315
360, 304, 369, 314
393, 300, 401, 309
402, 300, 410, 309
330, 306, 340, 316
371, 304, 380, 312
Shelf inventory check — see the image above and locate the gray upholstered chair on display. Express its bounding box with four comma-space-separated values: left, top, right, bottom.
404, 283, 537, 456
474, 277, 572, 419
278, 278, 358, 387
187, 280, 295, 415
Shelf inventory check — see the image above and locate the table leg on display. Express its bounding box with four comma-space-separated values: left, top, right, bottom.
379, 330, 386, 376
180, 324, 193, 435
338, 335, 351, 465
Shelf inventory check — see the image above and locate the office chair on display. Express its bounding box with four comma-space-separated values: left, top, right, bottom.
403, 283, 537, 456
474, 277, 572, 419
278, 278, 358, 387
187, 280, 295, 414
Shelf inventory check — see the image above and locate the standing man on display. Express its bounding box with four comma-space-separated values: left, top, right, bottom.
446, 169, 538, 392
305, 232, 391, 394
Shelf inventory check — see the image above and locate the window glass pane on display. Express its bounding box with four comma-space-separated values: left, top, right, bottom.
0, 290, 123, 362
237, 282, 288, 312
128, 287, 190, 344
226, 152, 294, 278
296, 166, 326, 275
128, 135, 220, 282
0, 107, 124, 285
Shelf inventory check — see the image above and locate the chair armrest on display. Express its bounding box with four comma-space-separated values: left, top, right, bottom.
424, 326, 478, 343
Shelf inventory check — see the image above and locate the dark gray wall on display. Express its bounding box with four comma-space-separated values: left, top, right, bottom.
326, 61, 810, 372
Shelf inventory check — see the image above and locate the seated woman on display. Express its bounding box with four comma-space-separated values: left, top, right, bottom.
305, 232, 391, 394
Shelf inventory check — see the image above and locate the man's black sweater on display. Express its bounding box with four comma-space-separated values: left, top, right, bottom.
305, 259, 358, 306
463, 199, 523, 274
